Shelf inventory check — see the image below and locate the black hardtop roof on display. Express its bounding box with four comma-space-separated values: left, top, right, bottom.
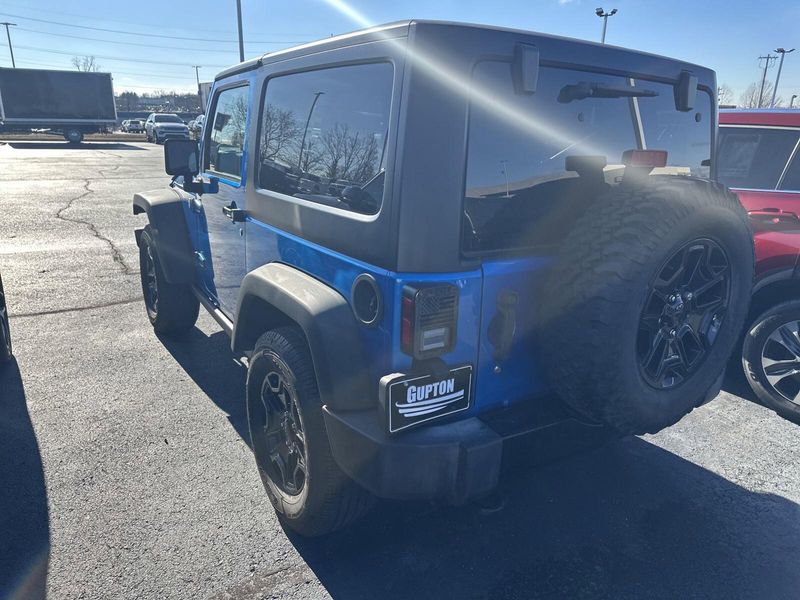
214, 19, 712, 83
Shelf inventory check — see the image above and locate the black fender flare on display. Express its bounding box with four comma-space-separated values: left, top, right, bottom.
133, 188, 195, 284
232, 263, 371, 411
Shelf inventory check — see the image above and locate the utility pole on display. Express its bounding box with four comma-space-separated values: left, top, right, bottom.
771, 48, 795, 107
0, 22, 16, 68
192, 65, 202, 110
757, 54, 777, 108
595, 8, 617, 44
236, 0, 245, 62
298, 91, 324, 172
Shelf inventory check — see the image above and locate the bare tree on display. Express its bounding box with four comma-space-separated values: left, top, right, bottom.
260, 104, 300, 163
718, 84, 734, 106
320, 123, 381, 182
71, 55, 101, 72
739, 81, 784, 108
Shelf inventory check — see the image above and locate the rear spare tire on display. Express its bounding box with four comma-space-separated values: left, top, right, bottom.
538, 177, 753, 435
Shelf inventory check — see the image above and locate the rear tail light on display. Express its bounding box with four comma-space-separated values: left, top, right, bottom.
400, 284, 459, 359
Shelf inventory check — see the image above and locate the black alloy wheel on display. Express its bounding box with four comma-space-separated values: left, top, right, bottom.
637, 238, 731, 389
254, 368, 308, 497
141, 243, 159, 320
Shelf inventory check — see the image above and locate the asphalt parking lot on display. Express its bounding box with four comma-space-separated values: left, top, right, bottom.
2, 140, 800, 600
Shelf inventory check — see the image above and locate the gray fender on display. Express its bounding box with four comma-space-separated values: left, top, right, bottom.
232, 263, 371, 412
133, 188, 195, 284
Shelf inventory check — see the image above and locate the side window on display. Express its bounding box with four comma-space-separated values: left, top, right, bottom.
256, 62, 393, 215
717, 127, 800, 190
780, 153, 800, 192
206, 85, 249, 180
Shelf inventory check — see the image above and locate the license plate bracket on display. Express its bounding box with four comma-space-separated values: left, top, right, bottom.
380, 366, 473, 433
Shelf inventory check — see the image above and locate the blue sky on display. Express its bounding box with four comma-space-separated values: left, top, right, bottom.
1, 0, 798, 104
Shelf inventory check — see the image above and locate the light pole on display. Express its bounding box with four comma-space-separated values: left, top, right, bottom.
757, 54, 777, 108
235, 0, 245, 62
192, 65, 202, 111
595, 8, 617, 44
297, 91, 324, 172
0, 22, 16, 68
771, 48, 795, 107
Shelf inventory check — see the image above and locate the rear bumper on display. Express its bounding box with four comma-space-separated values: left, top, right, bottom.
323, 399, 614, 504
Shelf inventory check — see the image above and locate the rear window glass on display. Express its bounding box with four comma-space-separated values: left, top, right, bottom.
256, 62, 393, 215
463, 61, 712, 254
717, 127, 800, 190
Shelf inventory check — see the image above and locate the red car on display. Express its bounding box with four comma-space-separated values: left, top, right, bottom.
718, 109, 800, 422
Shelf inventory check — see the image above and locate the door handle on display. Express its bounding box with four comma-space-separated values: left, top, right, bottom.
222, 202, 246, 223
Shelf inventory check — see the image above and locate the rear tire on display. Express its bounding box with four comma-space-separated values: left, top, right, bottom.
538, 178, 753, 435
138, 225, 199, 337
0, 275, 12, 364
742, 300, 800, 424
64, 129, 83, 144
246, 327, 374, 537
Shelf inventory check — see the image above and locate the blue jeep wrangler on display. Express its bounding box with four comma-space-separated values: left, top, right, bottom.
133, 21, 753, 536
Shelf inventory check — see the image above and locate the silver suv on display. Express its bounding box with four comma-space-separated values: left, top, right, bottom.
144, 113, 189, 144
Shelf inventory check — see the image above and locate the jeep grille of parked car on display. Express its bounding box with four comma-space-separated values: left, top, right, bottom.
401, 284, 459, 359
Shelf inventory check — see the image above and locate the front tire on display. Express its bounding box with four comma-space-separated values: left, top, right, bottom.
246, 327, 373, 537
743, 300, 800, 424
138, 225, 199, 337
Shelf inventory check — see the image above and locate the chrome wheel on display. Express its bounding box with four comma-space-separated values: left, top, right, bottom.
258, 369, 307, 496
637, 239, 730, 389
761, 320, 800, 405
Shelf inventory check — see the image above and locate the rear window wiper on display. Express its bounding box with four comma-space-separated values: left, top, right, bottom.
558, 82, 659, 103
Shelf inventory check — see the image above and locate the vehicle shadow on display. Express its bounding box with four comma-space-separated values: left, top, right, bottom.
4, 142, 145, 151
0, 360, 50, 600
291, 435, 800, 600
157, 327, 250, 444
157, 328, 800, 598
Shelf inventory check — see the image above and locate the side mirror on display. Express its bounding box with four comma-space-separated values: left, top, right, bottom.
164, 138, 200, 177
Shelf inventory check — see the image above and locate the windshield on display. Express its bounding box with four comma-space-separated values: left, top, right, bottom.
463, 61, 713, 253
154, 114, 182, 123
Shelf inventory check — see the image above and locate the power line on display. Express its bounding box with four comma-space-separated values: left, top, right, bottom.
13, 44, 229, 67
0, 12, 309, 44
14, 26, 244, 53
0, 1, 322, 38
15, 57, 200, 81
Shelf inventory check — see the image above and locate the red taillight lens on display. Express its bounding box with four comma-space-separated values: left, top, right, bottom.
622, 149, 668, 169
401, 285, 459, 359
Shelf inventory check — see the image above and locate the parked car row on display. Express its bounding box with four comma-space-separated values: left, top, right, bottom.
120, 119, 143, 133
